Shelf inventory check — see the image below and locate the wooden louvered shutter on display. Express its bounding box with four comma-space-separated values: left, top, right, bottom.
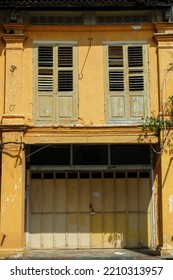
107, 45, 126, 120
35, 43, 78, 123
127, 45, 146, 119
107, 44, 148, 122
36, 46, 55, 121
57, 46, 77, 120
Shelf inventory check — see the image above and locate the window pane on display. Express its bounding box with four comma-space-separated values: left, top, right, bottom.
29, 145, 70, 165
111, 145, 150, 165
73, 145, 108, 165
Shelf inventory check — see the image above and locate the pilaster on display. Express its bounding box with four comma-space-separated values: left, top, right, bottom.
0, 130, 26, 258
154, 22, 173, 257
2, 23, 27, 126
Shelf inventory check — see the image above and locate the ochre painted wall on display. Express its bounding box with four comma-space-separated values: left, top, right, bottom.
0, 34, 5, 118
0, 22, 173, 257
22, 25, 159, 128
154, 25, 173, 255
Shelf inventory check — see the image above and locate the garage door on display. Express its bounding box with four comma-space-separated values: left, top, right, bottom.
29, 171, 152, 249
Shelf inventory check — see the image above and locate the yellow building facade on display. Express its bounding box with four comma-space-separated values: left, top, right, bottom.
0, 0, 173, 257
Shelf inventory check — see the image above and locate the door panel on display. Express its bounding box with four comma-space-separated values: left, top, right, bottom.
127, 213, 139, 247
67, 213, 78, 248
30, 179, 42, 213
116, 213, 127, 248
54, 179, 66, 212
42, 179, 54, 212
139, 213, 148, 247
115, 179, 126, 211
42, 213, 54, 248
103, 213, 114, 248
138, 178, 150, 212
79, 213, 90, 248
29, 213, 41, 248
37, 95, 55, 120
103, 179, 114, 212
30, 171, 152, 249
54, 213, 66, 248
127, 179, 138, 211
91, 213, 102, 248
59, 96, 73, 118
67, 179, 78, 212
91, 179, 102, 212
79, 179, 90, 212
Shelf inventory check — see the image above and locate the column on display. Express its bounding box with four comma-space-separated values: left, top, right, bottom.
0, 131, 26, 257
0, 23, 27, 257
154, 23, 173, 256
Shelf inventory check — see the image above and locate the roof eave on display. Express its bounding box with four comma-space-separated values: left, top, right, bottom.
0, 0, 173, 9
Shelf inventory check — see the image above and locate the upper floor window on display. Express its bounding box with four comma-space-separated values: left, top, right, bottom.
105, 42, 149, 123
34, 42, 78, 123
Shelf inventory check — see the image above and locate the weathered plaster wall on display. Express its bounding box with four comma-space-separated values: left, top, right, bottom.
0, 36, 5, 117
21, 24, 159, 129
1, 21, 173, 257
154, 23, 173, 256
0, 132, 26, 256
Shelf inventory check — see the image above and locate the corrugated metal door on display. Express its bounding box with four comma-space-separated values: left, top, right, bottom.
29, 171, 152, 249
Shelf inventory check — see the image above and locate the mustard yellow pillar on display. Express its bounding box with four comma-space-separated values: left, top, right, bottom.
160, 146, 173, 256
0, 131, 26, 257
0, 23, 27, 257
154, 23, 173, 256
1, 23, 26, 125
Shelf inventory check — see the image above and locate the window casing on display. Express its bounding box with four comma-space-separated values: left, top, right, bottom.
34, 42, 78, 123
105, 42, 149, 123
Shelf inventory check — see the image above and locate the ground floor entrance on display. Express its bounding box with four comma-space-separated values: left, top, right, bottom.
29, 170, 152, 249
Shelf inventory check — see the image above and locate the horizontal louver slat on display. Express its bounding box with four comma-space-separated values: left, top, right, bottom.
36, 44, 77, 122
128, 46, 144, 91
108, 46, 123, 67
109, 70, 124, 91
38, 47, 53, 91
38, 76, 53, 91
107, 44, 147, 121
58, 70, 73, 91
38, 46, 53, 67
128, 46, 143, 67
58, 46, 73, 67
129, 76, 144, 91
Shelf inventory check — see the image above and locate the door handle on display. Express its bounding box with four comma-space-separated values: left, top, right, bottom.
89, 203, 95, 215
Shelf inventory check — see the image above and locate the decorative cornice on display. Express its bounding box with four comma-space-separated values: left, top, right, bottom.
0, 0, 172, 9
1, 23, 27, 44
155, 22, 173, 32
2, 23, 25, 34
154, 32, 173, 41
154, 22, 173, 41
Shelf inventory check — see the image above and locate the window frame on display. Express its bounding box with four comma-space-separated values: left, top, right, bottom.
33, 41, 78, 124
104, 41, 150, 124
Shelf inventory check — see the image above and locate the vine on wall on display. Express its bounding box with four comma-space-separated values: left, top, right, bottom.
142, 96, 173, 136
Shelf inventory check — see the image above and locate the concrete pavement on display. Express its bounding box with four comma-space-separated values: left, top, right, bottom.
21, 248, 163, 260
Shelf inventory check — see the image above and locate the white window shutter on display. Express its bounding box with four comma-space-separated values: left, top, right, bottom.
35, 44, 78, 123
128, 45, 146, 119
107, 44, 148, 122
36, 46, 55, 121
57, 45, 77, 120
107, 45, 126, 120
